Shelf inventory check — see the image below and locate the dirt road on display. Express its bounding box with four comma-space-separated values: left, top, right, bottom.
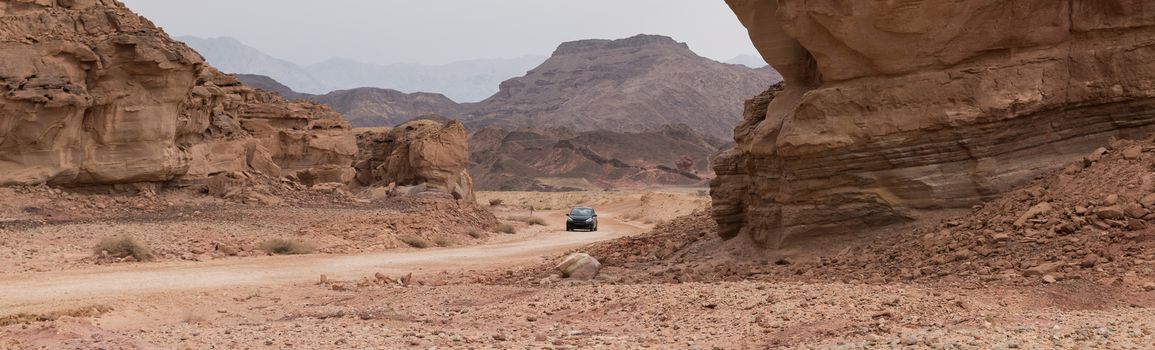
0, 214, 642, 313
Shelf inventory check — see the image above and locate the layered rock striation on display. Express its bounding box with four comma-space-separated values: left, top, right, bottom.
0, 0, 355, 187
716, 0, 1155, 249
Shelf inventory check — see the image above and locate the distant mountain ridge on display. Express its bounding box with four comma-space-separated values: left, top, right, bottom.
460, 34, 781, 139
178, 36, 545, 102
235, 74, 462, 128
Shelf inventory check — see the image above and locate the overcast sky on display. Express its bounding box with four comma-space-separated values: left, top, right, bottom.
120, 0, 757, 66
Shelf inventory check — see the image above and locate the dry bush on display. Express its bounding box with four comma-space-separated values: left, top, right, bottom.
509, 215, 548, 226
434, 237, 455, 247
488, 198, 504, 206
260, 238, 314, 255
495, 223, 516, 234
466, 228, 485, 239
93, 236, 153, 261
400, 235, 430, 249
0, 305, 113, 327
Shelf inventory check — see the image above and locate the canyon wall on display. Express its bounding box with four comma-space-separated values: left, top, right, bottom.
0, 0, 356, 187
716, 0, 1155, 249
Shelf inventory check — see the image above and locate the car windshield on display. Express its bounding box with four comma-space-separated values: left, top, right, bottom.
570, 208, 593, 216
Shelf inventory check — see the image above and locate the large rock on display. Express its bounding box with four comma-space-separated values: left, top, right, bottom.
555, 253, 601, 281
716, 0, 1155, 249
354, 118, 474, 202
0, 0, 355, 187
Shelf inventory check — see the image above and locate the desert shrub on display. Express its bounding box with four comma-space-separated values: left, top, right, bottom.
495, 223, 516, 234
434, 237, 455, 247
93, 236, 153, 261
400, 235, 430, 249
488, 198, 504, 206
466, 228, 485, 239
260, 238, 314, 255
509, 216, 547, 226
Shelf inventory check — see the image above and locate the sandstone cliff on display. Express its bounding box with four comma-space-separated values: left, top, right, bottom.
716, 0, 1155, 249
462, 34, 780, 139
354, 119, 474, 202
0, 0, 356, 187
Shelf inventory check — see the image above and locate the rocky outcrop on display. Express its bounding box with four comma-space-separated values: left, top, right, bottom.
0, 0, 355, 187
717, 0, 1155, 249
462, 34, 780, 139
354, 119, 474, 202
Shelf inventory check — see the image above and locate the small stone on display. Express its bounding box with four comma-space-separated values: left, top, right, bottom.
1014, 202, 1053, 228
1124, 204, 1149, 219
1143, 283, 1155, 292
1097, 206, 1126, 220
1043, 275, 1057, 284
1123, 145, 1143, 160
1105, 194, 1120, 206
492, 334, 508, 341
1075, 206, 1089, 215
1142, 193, 1155, 208
1084, 147, 1108, 165
1023, 262, 1063, 277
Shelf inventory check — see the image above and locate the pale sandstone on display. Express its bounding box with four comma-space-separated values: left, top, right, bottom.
354, 119, 474, 202
0, 0, 355, 187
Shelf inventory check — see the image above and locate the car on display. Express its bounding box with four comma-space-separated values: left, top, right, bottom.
565, 207, 598, 232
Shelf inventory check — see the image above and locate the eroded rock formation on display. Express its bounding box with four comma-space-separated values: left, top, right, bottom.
717, 0, 1155, 249
0, 0, 355, 187
354, 118, 474, 202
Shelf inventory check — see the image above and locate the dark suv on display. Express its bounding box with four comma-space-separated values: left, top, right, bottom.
566, 207, 598, 232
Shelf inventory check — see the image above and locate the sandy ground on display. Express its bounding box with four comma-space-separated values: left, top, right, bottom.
4, 188, 1155, 349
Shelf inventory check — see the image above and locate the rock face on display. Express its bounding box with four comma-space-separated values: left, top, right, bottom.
470, 124, 724, 191
716, 0, 1155, 249
354, 118, 474, 202
0, 0, 356, 187
462, 34, 780, 139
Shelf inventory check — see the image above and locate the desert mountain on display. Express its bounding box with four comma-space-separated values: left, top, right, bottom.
306, 56, 546, 103
460, 34, 780, 139
469, 124, 727, 191
725, 54, 768, 68
312, 88, 463, 128
235, 74, 462, 128
179, 36, 544, 102
177, 36, 330, 94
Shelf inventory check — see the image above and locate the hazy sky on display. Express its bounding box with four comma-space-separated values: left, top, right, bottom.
120, 0, 757, 66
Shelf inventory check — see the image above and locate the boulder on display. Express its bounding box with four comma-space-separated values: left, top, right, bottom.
716, 0, 1155, 249
556, 253, 602, 281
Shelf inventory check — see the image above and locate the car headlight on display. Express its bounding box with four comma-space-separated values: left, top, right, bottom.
585, 218, 594, 223
567, 217, 574, 222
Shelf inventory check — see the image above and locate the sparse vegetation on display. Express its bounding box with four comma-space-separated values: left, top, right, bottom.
508, 215, 548, 226
466, 228, 485, 239
495, 223, 516, 234
400, 235, 431, 249
488, 198, 504, 206
0, 305, 114, 327
260, 238, 315, 255
93, 236, 153, 261
434, 237, 455, 247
